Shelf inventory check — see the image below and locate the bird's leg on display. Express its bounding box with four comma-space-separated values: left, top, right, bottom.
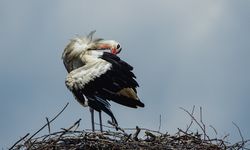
99, 111, 103, 132
90, 108, 95, 132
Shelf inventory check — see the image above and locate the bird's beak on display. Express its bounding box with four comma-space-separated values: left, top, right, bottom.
111, 48, 122, 55
117, 48, 122, 54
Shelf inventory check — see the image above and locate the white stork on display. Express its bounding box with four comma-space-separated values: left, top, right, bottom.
62, 31, 144, 132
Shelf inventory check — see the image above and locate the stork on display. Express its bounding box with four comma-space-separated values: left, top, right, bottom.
62, 31, 144, 132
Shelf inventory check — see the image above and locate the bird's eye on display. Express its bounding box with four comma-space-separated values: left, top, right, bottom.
117, 44, 120, 49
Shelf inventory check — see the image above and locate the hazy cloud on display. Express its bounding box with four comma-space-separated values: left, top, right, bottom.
1, 0, 250, 148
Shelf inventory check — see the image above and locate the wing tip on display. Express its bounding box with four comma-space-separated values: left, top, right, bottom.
136, 100, 145, 107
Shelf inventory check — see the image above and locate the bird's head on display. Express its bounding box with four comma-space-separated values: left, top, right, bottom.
90, 39, 122, 55
62, 31, 122, 63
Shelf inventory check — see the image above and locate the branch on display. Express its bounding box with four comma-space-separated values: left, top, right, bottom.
158, 115, 162, 132
199, 107, 207, 141
186, 105, 195, 132
27, 102, 69, 141
180, 107, 210, 141
9, 133, 30, 150
232, 121, 245, 150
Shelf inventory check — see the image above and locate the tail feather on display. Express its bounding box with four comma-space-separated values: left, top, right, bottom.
87, 96, 118, 126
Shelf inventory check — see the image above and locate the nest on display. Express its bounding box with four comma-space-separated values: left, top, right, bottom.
10, 103, 249, 150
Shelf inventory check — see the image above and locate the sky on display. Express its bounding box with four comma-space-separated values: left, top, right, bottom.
1, 0, 250, 148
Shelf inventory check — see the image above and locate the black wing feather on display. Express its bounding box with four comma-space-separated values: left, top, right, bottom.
82, 52, 144, 108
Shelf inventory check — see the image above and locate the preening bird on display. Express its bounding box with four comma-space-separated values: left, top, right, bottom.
62, 31, 144, 132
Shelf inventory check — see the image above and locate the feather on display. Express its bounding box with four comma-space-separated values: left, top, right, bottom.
87, 30, 96, 42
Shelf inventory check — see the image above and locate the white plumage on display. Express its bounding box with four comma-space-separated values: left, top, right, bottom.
66, 59, 112, 91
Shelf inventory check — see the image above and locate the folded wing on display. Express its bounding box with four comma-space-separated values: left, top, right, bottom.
66, 52, 144, 111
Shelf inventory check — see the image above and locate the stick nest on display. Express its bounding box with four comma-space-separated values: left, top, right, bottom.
10, 104, 249, 150
10, 124, 249, 150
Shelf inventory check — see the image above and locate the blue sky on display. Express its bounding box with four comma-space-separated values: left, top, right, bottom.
1, 0, 250, 148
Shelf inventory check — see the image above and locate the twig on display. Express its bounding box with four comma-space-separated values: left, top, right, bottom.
62, 118, 81, 132
124, 134, 132, 142
107, 120, 125, 133
57, 119, 82, 140
27, 102, 69, 141
186, 105, 195, 132
199, 107, 207, 141
46, 117, 50, 134
178, 128, 194, 136
9, 133, 30, 150
232, 121, 245, 150
158, 115, 162, 132
74, 118, 81, 131
209, 125, 217, 135
123, 127, 163, 135
94, 122, 115, 130
10, 103, 68, 149
133, 126, 141, 141
180, 107, 210, 141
